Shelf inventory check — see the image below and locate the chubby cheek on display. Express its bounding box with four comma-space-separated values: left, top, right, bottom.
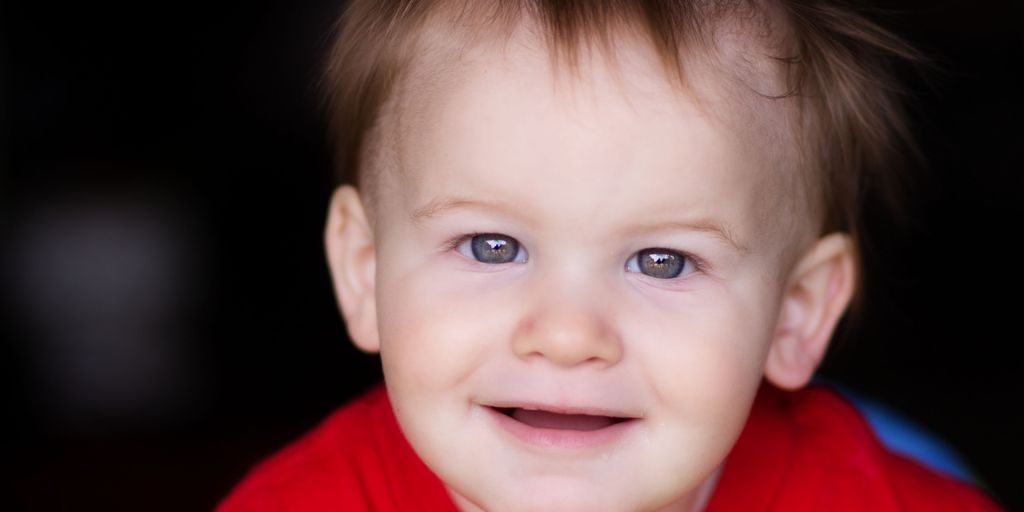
658, 307, 769, 408
374, 250, 519, 395
371, 249, 527, 477
633, 283, 778, 460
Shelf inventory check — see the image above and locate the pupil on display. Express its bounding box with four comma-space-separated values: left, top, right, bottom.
639, 249, 683, 279
471, 234, 518, 264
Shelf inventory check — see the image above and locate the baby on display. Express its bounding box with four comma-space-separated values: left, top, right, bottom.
219, 1, 999, 510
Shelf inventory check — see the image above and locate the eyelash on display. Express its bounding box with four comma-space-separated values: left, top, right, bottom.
443, 232, 507, 253
443, 232, 709, 278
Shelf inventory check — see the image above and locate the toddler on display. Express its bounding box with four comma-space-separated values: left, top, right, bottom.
219, 1, 1000, 510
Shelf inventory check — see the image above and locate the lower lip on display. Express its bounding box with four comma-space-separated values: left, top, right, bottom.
483, 406, 639, 451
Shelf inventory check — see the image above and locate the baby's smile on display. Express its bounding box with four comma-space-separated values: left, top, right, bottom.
481, 401, 641, 451
497, 407, 628, 431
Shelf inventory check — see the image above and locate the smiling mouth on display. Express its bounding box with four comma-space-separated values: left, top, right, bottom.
491, 407, 630, 431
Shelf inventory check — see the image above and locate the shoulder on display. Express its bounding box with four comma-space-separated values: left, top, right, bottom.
215, 386, 394, 512
709, 384, 1002, 511
777, 385, 1000, 511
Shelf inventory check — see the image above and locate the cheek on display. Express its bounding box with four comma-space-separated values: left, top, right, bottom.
633, 285, 777, 418
374, 255, 521, 392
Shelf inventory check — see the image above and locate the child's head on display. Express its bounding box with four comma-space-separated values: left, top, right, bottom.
321, 1, 917, 510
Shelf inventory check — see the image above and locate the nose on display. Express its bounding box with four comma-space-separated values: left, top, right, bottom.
510, 299, 623, 368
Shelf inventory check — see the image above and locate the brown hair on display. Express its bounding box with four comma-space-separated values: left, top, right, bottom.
319, 0, 922, 330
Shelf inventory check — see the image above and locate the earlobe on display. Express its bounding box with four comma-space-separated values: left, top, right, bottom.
765, 233, 856, 390
324, 185, 380, 353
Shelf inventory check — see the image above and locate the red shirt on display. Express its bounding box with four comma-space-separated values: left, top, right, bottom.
217, 383, 1001, 511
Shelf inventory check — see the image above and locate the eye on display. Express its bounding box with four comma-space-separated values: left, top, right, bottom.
625, 248, 695, 279
455, 233, 528, 264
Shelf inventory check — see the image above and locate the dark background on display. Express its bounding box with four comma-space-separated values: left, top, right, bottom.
1, 1, 1021, 510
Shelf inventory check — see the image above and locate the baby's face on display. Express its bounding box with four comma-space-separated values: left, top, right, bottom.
360, 35, 810, 512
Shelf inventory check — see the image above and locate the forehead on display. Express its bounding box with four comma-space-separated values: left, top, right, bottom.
375, 20, 808, 253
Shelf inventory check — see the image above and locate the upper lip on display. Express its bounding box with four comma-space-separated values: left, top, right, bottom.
481, 401, 641, 419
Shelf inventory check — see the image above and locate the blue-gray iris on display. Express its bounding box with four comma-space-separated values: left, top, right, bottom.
638, 249, 684, 279
471, 234, 519, 264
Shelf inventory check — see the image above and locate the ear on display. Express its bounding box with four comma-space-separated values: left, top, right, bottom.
765, 232, 856, 390
324, 185, 380, 353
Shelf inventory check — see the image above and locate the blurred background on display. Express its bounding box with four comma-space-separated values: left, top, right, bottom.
1, 0, 1021, 510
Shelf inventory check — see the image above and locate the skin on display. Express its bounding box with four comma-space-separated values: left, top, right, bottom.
326, 27, 856, 512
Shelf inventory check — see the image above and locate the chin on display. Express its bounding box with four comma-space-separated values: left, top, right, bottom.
461, 492, 627, 512
451, 475, 662, 512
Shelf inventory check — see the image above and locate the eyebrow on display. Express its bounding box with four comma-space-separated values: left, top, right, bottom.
631, 219, 750, 254
411, 197, 524, 223
411, 196, 750, 254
